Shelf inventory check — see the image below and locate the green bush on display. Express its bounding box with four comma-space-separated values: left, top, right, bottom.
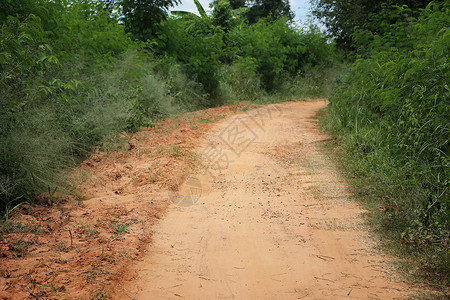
157, 17, 225, 104
276, 62, 350, 100
0, 1, 179, 215
217, 56, 264, 102
232, 19, 335, 91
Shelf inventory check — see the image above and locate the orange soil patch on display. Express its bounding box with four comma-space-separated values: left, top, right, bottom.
0, 104, 255, 300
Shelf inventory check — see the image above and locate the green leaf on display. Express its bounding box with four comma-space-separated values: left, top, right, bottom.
171, 11, 199, 19
193, 0, 208, 19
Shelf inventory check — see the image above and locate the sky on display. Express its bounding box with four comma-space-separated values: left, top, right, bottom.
170, 0, 313, 22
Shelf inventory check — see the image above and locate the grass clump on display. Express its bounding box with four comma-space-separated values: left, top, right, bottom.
113, 221, 133, 235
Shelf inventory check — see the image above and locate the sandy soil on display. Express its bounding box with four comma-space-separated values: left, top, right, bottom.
118, 100, 412, 299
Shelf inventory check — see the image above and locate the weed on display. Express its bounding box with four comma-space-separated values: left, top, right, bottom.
118, 250, 128, 258
113, 221, 132, 234
50, 282, 66, 296
114, 186, 123, 195
77, 222, 100, 240
8, 242, 27, 257
90, 286, 107, 300
172, 145, 182, 156
1, 219, 43, 235
85, 263, 107, 282
154, 146, 167, 156
319, 134, 450, 290
46, 186, 58, 206
317, 5, 450, 289
198, 118, 212, 123
148, 176, 158, 183
56, 241, 68, 252
72, 169, 90, 184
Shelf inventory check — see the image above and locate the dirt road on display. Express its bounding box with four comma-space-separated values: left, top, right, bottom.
121, 100, 409, 299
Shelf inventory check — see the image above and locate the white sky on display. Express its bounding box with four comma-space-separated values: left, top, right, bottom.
171, 0, 313, 21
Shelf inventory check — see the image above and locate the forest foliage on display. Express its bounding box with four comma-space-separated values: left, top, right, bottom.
311, 0, 439, 51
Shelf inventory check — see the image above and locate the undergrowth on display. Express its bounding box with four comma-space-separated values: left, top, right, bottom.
320, 2, 449, 292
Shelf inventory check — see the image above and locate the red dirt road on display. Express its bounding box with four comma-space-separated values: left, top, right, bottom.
120, 100, 411, 299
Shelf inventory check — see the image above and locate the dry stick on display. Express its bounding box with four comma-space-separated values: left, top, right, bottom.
271, 272, 287, 282
163, 284, 182, 290
363, 264, 383, 268
315, 254, 335, 261
347, 288, 352, 296
198, 276, 215, 281
271, 277, 282, 282
68, 228, 73, 247
314, 276, 335, 283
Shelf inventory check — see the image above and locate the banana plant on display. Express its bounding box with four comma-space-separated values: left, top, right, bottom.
171, 0, 248, 20
171, 0, 209, 20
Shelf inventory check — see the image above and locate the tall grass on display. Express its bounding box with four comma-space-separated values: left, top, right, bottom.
217, 57, 265, 103
0, 48, 208, 215
275, 62, 351, 100
320, 2, 449, 289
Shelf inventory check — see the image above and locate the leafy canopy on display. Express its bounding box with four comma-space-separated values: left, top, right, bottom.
118, 0, 181, 40
311, 0, 435, 51
211, 0, 294, 24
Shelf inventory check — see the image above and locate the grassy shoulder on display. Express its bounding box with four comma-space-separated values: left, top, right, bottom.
316, 4, 449, 296
318, 107, 450, 298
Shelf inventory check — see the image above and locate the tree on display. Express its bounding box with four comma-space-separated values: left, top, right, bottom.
229, 0, 246, 10
311, 0, 382, 51
212, 0, 233, 30
311, 0, 435, 51
213, 0, 294, 24
119, 0, 180, 40
0, 0, 38, 21
246, 0, 294, 23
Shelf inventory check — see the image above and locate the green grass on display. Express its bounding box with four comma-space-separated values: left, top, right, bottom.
113, 221, 132, 235
319, 108, 450, 294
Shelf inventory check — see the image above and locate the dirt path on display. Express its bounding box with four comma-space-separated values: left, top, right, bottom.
117, 100, 410, 299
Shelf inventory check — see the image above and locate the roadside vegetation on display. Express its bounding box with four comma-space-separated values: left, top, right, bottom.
319, 1, 449, 293
1, 0, 448, 294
